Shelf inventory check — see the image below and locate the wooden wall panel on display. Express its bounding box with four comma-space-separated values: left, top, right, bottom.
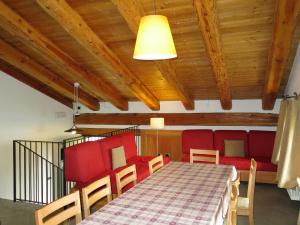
141, 130, 182, 161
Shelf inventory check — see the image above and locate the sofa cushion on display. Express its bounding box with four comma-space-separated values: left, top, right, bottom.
98, 135, 123, 171
253, 157, 277, 172
224, 140, 245, 157
64, 145, 78, 182
121, 132, 138, 159
75, 170, 110, 190
112, 146, 126, 170
71, 141, 106, 183
182, 153, 190, 162
214, 130, 248, 156
248, 130, 275, 158
220, 157, 251, 170
182, 130, 214, 154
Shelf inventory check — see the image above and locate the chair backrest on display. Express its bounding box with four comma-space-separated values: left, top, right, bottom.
247, 159, 257, 206
35, 191, 82, 225
116, 164, 137, 196
82, 176, 112, 218
149, 155, 164, 175
226, 172, 240, 225
190, 149, 219, 164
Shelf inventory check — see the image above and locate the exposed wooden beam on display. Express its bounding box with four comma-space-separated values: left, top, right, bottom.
0, 39, 99, 111
0, 61, 73, 108
37, 0, 160, 110
0, 1, 128, 110
111, 0, 195, 110
194, 0, 232, 109
75, 113, 278, 126
262, 0, 300, 109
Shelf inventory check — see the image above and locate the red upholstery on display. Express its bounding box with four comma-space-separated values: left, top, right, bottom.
182, 130, 214, 155
68, 141, 105, 183
64, 145, 78, 182
248, 130, 276, 158
121, 132, 138, 159
220, 157, 251, 170
182, 153, 190, 162
214, 130, 249, 156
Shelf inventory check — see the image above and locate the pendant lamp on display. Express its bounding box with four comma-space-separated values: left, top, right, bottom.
133, 1, 177, 60
65, 82, 82, 135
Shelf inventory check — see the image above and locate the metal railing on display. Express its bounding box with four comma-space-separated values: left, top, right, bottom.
13, 140, 64, 204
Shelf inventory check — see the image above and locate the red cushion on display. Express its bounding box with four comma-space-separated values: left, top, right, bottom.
182, 153, 190, 162
98, 135, 123, 171
121, 132, 138, 159
72, 141, 105, 183
248, 131, 275, 158
253, 157, 277, 172
220, 157, 251, 170
182, 130, 214, 154
64, 145, 78, 182
214, 130, 248, 156
75, 170, 110, 190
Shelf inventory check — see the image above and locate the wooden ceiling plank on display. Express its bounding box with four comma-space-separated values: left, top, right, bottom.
0, 61, 73, 108
0, 39, 99, 111
262, 0, 300, 109
194, 0, 232, 109
0, 1, 128, 111
75, 113, 278, 126
111, 0, 195, 110
36, 0, 160, 110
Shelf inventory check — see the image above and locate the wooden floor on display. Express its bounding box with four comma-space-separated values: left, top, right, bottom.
0, 183, 299, 225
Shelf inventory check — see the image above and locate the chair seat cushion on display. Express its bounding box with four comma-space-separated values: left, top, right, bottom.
237, 197, 249, 209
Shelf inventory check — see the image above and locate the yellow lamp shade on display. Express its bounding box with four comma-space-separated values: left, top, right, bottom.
150, 118, 165, 129
133, 15, 177, 60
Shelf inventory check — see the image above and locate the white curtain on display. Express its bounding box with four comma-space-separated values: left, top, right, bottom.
272, 97, 300, 189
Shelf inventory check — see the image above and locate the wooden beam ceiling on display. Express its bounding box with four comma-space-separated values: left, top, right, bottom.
0, 1, 128, 111
36, 0, 160, 110
0, 61, 73, 108
75, 113, 278, 126
0, 39, 99, 111
194, 0, 232, 109
111, 0, 195, 110
262, 0, 300, 109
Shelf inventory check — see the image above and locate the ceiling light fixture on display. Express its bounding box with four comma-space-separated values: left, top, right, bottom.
65, 82, 82, 135
133, 0, 177, 60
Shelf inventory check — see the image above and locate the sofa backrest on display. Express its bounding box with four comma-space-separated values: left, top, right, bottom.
182, 130, 214, 154
98, 132, 138, 171
64, 141, 106, 183
214, 130, 249, 156
248, 130, 275, 158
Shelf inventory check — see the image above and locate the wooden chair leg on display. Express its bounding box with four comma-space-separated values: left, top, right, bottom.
248, 214, 254, 225
231, 210, 237, 225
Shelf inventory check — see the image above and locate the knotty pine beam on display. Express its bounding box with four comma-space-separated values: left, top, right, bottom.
194, 0, 232, 110
37, 0, 160, 110
111, 0, 195, 110
75, 113, 278, 126
0, 1, 128, 110
262, 0, 300, 109
0, 61, 73, 108
0, 39, 99, 110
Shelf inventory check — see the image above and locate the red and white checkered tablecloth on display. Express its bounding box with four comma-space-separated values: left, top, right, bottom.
79, 162, 236, 225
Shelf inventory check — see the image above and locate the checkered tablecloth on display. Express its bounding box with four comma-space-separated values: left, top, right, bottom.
79, 162, 236, 225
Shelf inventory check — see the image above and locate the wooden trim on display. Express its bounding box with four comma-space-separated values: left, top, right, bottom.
0, 39, 99, 110
262, 0, 300, 109
37, 0, 159, 110
239, 170, 277, 184
0, 1, 128, 110
75, 113, 278, 126
112, 0, 194, 110
194, 0, 232, 110
0, 61, 73, 108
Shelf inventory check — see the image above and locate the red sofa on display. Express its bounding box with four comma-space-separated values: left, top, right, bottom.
64, 132, 169, 194
182, 129, 277, 183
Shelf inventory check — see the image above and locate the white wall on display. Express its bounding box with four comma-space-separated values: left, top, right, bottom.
0, 72, 73, 200
79, 99, 281, 131
285, 43, 300, 95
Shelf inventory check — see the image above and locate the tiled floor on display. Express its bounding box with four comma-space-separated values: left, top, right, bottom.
0, 183, 299, 225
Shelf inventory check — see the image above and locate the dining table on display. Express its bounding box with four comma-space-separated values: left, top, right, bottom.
79, 161, 237, 225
